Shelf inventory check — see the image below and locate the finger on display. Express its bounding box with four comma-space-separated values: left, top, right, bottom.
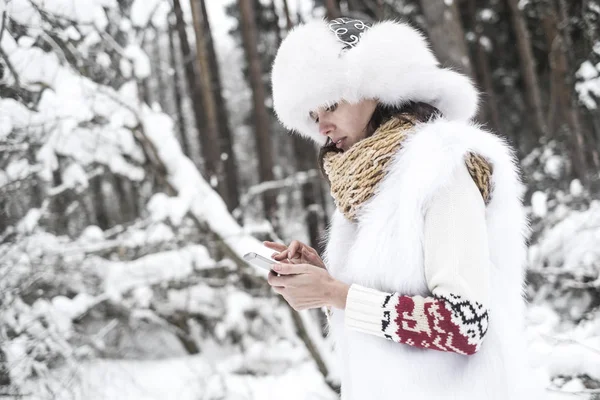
272, 286, 285, 294
263, 241, 287, 251
273, 263, 310, 275
271, 251, 288, 261
267, 271, 286, 286
288, 240, 302, 258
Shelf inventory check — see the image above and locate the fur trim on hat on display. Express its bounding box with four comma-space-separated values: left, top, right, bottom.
271, 19, 480, 145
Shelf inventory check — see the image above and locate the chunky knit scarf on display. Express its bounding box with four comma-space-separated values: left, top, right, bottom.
323, 117, 493, 221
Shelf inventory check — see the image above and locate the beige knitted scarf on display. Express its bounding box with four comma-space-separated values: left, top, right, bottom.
323, 117, 493, 221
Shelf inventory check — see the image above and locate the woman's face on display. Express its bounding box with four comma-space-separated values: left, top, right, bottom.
309, 99, 377, 151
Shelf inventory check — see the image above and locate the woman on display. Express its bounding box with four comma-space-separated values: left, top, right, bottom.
265, 17, 542, 399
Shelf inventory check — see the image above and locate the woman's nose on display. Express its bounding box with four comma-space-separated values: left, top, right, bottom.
319, 121, 335, 137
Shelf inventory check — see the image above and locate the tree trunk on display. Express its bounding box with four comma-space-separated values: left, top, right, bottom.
505, 0, 548, 139
293, 135, 327, 253
466, 0, 502, 134
199, 0, 241, 212
277, 0, 328, 248
189, 0, 224, 195
167, 12, 192, 159
556, 0, 598, 173
269, 0, 283, 45
325, 0, 341, 19
418, 0, 475, 78
0, 347, 10, 386
138, 37, 151, 105
581, 0, 600, 166
151, 26, 167, 112
282, 0, 293, 30
238, 0, 277, 220
172, 0, 209, 175
541, 1, 589, 180
348, 0, 380, 20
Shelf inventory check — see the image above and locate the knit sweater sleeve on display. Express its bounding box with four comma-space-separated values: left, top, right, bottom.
343, 162, 491, 355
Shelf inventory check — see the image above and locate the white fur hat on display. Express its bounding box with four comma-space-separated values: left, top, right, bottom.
271, 18, 479, 146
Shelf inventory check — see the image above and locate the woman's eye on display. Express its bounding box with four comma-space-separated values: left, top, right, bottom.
326, 103, 338, 112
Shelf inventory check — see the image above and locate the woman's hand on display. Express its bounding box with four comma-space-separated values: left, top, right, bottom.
263, 240, 326, 269
267, 263, 349, 311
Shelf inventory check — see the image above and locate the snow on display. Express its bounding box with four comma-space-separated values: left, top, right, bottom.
28, 0, 114, 29
215, 290, 256, 340
2, 0, 598, 398
139, 105, 271, 264
124, 44, 151, 79
531, 191, 548, 217
101, 245, 215, 295
479, 36, 492, 51
132, 223, 175, 245
52, 293, 97, 320
561, 379, 586, 393
569, 179, 583, 197
131, 286, 154, 308
5, 1, 42, 28
577, 61, 599, 80
4, 337, 30, 386
80, 225, 105, 242
479, 9, 495, 21
204, 0, 236, 50
147, 192, 191, 226
6, 158, 31, 180
529, 201, 600, 273
16, 208, 42, 234
120, 55, 133, 77
544, 155, 563, 178
62, 163, 89, 190
575, 58, 600, 110
25, 356, 337, 400
167, 283, 220, 316
131, 0, 171, 29
64, 26, 81, 41
17, 36, 36, 48
96, 52, 112, 68
8, 44, 61, 88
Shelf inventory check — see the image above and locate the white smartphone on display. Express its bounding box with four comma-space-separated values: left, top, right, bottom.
243, 252, 276, 271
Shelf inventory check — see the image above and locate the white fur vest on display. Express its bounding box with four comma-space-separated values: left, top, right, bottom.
323, 118, 544, 400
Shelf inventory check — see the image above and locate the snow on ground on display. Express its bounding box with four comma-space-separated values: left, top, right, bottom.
24, 356, 337, 400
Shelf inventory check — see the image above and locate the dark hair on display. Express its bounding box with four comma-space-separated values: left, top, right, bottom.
317, 101, 442, 178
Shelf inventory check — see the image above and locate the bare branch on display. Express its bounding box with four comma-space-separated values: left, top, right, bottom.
234, 169, 320, 216
0, 10, 7, 45
0, 47, 20, 88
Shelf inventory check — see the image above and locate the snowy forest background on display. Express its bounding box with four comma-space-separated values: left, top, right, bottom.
0, 0, 599, 398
